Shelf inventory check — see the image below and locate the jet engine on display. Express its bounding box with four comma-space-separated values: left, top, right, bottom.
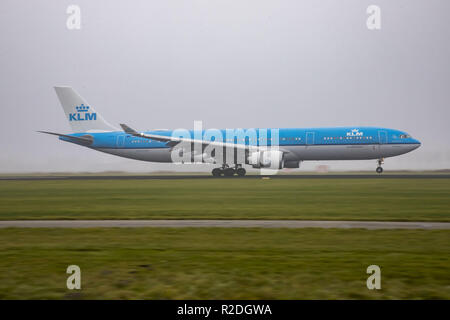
283, 160, 301, 168
248, 150, 284, 169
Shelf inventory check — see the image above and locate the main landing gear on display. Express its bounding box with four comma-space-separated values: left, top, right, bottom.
211, 164, 246, 177
376, 158, 384, 174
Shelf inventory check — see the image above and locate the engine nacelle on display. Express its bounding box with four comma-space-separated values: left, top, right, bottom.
248, 150, 284, 169
283, 160, 301, 168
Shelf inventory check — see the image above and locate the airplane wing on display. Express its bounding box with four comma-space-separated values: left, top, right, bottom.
120, 124, 263, 152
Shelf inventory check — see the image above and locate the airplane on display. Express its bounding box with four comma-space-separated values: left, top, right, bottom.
39, 87, 421, 176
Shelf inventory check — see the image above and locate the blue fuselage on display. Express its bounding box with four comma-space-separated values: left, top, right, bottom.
60, 126, 421, 164
63, 127, 419, 148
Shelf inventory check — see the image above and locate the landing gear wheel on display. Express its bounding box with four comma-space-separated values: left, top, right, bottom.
376, 158, 384, 174
224, 168, 235, 176
212, 168, 222, 177
236, 168, 246, 176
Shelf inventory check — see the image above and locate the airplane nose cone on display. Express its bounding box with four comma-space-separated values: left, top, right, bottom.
412, 139, 421, 150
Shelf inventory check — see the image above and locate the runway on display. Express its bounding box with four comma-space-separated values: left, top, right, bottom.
0, 220, 449, 229
1, 174, 450, 181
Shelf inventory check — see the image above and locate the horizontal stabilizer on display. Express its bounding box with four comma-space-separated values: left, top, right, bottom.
38, 131, 94, 146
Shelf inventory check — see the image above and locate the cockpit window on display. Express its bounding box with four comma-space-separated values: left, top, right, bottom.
400, 134, 411, 139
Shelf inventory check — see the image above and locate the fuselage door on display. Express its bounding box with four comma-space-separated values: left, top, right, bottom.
378, 131, 388, 144
306, 132, 315, 145
116, 135, 125, 148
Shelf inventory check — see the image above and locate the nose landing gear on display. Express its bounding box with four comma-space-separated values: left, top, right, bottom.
376, 158, 384, 174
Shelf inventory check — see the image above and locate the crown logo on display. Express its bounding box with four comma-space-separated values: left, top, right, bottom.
75, 104, 90, 112
347, 128, 363, 136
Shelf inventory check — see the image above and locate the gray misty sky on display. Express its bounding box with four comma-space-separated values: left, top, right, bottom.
0, 0, 449, 172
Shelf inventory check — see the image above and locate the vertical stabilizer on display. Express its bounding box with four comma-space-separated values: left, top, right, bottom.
54, 86, 117, 133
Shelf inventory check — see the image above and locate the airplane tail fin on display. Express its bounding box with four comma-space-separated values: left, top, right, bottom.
54, 86, 117, 133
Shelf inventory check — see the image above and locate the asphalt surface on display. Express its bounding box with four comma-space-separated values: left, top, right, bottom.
0, 220, 449, 229
1, 174, 450, 181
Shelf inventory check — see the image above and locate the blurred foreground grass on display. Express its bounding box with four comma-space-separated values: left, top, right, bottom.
0, 227, 448, 299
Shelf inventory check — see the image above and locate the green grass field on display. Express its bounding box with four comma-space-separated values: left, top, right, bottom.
1, 178, 448, 299
0, 227, 448, 299
0, 178, 449, 221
